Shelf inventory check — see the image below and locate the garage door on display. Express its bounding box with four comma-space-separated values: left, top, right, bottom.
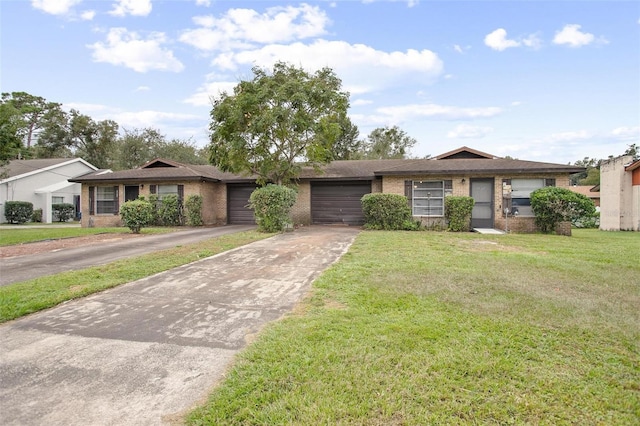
311, 181, 371, 225
227, 184, 258, 224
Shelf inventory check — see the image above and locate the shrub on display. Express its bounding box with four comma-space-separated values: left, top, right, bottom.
119, 199, 154, 233
185, 195, 203, 226
361, 193, 416, 230
148, 194, 160, 225
444, 196, 475, 232
157, 194, 182, 226
249, 184, 297, 232
31, 209, 43, 223
52, 203, 75, 222
530, 187, 596, 234
4, 201, 33, 224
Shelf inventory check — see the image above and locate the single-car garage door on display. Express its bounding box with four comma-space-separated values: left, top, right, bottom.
311, 181, 371, 225
227, 184, 258, 224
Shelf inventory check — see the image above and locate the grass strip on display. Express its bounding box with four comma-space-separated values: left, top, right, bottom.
0, 230, 271, 323
188, 229, 640, 425
0, 226, 177, 246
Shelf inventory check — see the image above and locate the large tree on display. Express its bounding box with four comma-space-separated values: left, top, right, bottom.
1, 92, 63, 149
328, 114, 362, 160
36, 109, 118, 168
208, 61, 350, 184
0, 101, 24, 166
361, 125, 417, 159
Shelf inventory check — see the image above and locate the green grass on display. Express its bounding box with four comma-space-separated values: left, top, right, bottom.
188, 229, 640, 425
0, 226, 177, 246
0, 231, 271, 323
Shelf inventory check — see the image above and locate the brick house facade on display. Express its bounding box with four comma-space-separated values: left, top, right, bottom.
70, 147, 584, 232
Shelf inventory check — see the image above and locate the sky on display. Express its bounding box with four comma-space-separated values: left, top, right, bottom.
1, 0, 639, 165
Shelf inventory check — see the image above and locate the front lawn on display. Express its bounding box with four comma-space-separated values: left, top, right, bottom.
0, 226, 176, 246
188, 229, 639, 424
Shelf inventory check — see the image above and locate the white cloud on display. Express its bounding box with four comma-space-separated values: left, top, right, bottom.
447, 124, 494, 139
611, 126, 640, 141
80, 10, 96, 20
88, 28, 184, 73
484, 28, 520, 51
135, 86, 151, 92
109, 0, 152, 17
357, 103, 502, 125
31, 0, 81, 15
553, 24, 601, 48
180, 4, 330, 51
352, 99, 373, 107
183, 74, 239, 106
112, 110, 203, 129
453, 44, 463, 54
209, 39, 443, 95
547, 130, 592, 142
195, 0, 211, 6
484, 28, 542, 51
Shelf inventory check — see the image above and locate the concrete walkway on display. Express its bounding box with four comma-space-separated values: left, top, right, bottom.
0, 226, 360, 425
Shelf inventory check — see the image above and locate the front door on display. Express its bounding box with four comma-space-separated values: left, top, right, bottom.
471, 178, 494, 229
124, 185, 139, 202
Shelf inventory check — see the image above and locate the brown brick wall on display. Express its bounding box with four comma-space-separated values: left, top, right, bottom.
291, 182, 311, 225
383, 173, 571, 233
79, 181, 222, 228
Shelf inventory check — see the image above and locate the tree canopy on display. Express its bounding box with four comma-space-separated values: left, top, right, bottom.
208, 61, 350, 184
359, 125, 417, 159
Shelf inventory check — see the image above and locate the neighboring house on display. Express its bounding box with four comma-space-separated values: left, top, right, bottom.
69, 147, 583, 232
568, 185, 600, 208
1, 158, 98, 224
600, 155, 640, 231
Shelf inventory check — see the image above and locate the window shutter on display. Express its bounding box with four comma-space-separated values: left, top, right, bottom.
178, 185, 184, 201
545, 178, 556, 187
113, 186, 119, 215
502, 178, 512, 186
89, 186, 95, 215
150, 185, 157, 194
404, 180, 412, 206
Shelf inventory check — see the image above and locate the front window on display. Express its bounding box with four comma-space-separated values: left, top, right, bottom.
97, 186, 117, 214
510, 179, 545, 216
412, 181, 444, 216
52, 196, 64, 204
157, 184, 179, 200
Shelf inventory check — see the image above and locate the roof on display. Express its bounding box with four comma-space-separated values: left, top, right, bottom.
372, 158, 583, 176
568, 185, 600, 198
625, 159, 640, 172
68, 148, 585, 184
1, 158, 97, 183
435, 146, 498, 160
69, 158, 246, 184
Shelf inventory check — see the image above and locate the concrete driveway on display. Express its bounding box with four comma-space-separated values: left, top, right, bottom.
0, 225, 255, 286
0, 226, 360, 425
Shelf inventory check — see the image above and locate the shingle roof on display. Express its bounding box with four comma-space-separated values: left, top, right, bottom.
68, 149, 585, 184
372, 158, 584, 176
3, 158, 79, 179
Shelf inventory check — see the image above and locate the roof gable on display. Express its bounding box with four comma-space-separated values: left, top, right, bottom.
436, 146, 497, 160
140, 158, 186, 169
1, 158, 98, 183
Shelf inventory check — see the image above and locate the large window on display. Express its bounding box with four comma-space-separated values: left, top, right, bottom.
97, 186, 118, 214
412, 181, 445, 216
510, 179, 545, 216
89, 186, 119, 215
157, 184, 179, 199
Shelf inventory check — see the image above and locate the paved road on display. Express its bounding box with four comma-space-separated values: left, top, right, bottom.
0, 226, 360, 425
0, 225, 254, 286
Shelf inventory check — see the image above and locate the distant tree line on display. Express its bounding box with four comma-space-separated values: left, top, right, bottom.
0, 91, 209, 171
570, 143, 638, 186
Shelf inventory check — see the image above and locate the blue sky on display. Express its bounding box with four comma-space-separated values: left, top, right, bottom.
2, 0, 638, 164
